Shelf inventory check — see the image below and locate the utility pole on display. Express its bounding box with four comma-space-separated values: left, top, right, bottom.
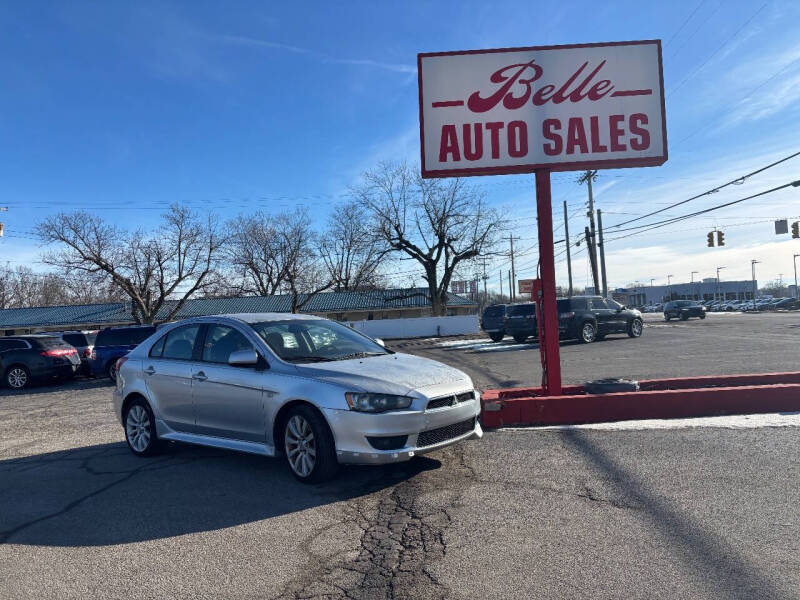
794, 254, 799, 300
691, 271, 698, 283
585, 226, 599, 295
563, 201, 573, 297
502, 235, 517, 301
499, 271, 503, 299
578, 170, 600, 293
716, 266, 726, 303
481, 258, 488, 300
667, 274, 673, 302
751, 260, 760, 303
597, 209, 608, 298
507, 270, 512, 303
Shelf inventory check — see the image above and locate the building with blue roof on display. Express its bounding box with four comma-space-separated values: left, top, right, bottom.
0, 288, 477, 334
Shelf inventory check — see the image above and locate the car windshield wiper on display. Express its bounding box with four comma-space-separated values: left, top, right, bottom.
285, 355, 335, 363
335, 352, 386, 361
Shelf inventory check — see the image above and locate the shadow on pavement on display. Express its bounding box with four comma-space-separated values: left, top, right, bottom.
0, 441, 440, 547
560, 429, 788, 599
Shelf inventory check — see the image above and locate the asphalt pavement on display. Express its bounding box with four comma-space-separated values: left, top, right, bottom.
1, 311, 799, 599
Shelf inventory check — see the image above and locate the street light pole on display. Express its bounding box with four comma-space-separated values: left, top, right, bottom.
691, 271, 698, 283
716, 266, 726, 303
667, 274, 673, 302
794, 254, 800, 300
751, 260, 760, 304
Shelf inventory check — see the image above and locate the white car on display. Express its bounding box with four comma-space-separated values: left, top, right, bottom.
113, 313, 482, 482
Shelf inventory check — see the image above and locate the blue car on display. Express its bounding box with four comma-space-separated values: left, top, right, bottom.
91, 325, 157, 381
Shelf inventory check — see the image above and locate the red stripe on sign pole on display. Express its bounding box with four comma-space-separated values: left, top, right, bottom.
431, 100, 465, 108
610, 89, 652, 97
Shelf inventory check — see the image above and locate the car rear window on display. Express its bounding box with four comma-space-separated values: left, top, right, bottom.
62, 333, 88, 346
483, 306, 505, 318
34, 337, 72, 350
96, 327, 156, 347
506, 304, 535, 316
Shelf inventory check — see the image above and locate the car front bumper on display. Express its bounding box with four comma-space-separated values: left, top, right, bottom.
322, 399, 483, 465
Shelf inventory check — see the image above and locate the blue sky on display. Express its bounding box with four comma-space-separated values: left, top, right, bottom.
1, 0, 800, 292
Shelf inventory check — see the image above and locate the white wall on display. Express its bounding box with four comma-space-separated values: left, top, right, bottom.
344, 315, 479, 340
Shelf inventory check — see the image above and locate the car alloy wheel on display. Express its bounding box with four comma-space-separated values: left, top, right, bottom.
125, 404, 152, 453
7, 367, 28, 389
107, 362, 118, 382
581, 322, 596, 343
285, 415, 317, 478
629, 318, 643, 337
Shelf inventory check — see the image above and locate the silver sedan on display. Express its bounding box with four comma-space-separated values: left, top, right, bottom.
113, 313, 483, 482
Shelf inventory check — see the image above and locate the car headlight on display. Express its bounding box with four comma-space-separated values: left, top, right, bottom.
345, 392, 413, 413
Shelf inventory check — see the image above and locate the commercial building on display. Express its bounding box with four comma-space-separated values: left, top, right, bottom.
0, 288, 477, 335
612, 278, 758, 307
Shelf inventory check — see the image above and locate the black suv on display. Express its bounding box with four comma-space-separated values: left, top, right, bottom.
0, 335, 81, 389
663, 300, 706, 321
504, 303, 538, 343
558, 296, 643, 343
481, 304, 507, 342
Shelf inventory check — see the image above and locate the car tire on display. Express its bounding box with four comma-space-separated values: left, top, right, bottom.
123, 398, 161, 457
579, 321, 597, 343
700, 313, 706, 319
512, 334, 528, 343
585, 378, 640, 394
489, 332, 504, 342
5, 365, 31, 390
106, 361, 118, 382
283, 404, 338, 483
664, 313, 670, 321
627, 318, 644, 338
680, 312, 689, 321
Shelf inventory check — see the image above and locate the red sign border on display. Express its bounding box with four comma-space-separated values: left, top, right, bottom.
417, 39, 668, 179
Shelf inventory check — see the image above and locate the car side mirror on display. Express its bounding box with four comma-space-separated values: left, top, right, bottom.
374, 338, 386, 348
228, 349, 259, 367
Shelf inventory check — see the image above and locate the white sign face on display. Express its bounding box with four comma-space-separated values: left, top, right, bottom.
418, 40, 667, 178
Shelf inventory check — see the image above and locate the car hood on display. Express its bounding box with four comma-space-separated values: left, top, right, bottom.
292, 352, 471, 396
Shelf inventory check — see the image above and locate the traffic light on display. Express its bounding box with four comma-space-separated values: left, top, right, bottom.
793, 221, 800, 239
707, 231, 715, 247
717, 230, 725, 246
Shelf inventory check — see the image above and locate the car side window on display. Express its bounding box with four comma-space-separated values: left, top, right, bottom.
202, 325, 253, 363
607, 299, 622, 310
149, 334, 167, 358
0, 340, 11, 352
161, 325, 201, 361
590, 298, 609, 310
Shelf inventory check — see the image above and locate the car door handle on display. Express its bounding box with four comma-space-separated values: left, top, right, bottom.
192, 372, 207, 382
144, 366, 156, 376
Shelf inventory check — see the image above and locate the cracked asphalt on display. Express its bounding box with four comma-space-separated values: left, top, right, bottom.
2, 311, 800, 599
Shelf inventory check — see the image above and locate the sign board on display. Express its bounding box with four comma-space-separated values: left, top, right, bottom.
518, 279, 535, 294
418, 40, 667, 178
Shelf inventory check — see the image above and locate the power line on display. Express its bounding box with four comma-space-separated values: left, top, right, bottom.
606, 150, 800, 230
665, 0, 707, 47
604, 179, 800, 243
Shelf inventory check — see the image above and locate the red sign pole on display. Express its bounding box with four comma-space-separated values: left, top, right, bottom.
535, 169, 562, 396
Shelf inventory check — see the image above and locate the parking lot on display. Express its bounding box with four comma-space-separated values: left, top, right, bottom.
2, 311, 799, 599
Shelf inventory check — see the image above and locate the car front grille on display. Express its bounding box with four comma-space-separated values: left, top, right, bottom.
417, 417, 476, 448
426, 391, 475, 410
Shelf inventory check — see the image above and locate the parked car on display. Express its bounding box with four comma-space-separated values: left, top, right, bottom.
480, 304, 507, 342
91, 325, 157, 381
504, 302, 538, 343
557, 296, 643, 343
664, 300, 706, 321
0, 334, 81, 389
55, 330, 97, 375
773, 298, 799, 310
113, 313, 482, 482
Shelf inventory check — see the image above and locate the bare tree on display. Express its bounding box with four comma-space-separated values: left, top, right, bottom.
276, 210, 334, 313
319, 200, 388, 291
353, 162, 501, 316
0, 265, 125, 309
36, 205, 224, 323
225, 212, 285, 296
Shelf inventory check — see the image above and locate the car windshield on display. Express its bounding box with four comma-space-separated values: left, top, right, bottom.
249, 319, 389, 363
